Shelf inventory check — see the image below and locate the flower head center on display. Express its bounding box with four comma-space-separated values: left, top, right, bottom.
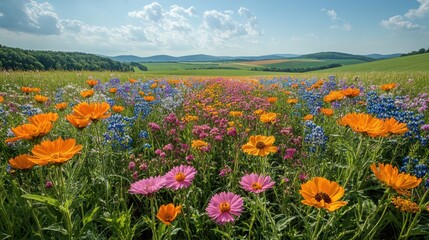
255, 141, 266, 149
315, 192, 332, 204
51, 152, 64, 160
219, 202, 231, 213
251, 182, 262, 190
175, 172, 186, 182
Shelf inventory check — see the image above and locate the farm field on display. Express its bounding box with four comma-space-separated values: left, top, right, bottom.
1, 69, 429, 239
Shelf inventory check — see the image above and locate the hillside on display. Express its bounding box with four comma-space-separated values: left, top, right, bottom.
316, 53, 429, 72
299, 52, 375, 62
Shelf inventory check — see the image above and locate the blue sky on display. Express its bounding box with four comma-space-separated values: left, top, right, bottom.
0, 0, 428, 56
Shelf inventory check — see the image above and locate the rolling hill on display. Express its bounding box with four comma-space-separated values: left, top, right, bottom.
298, 52, 375, 62
316, 53, 429, 72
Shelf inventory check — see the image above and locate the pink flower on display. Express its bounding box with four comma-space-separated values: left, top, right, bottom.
128, 161, 136, 170
129, 175, 165, 196
148, 122, 160, 131
239, 173, 275, 194
164, 165, 197, 190
206, 192, 244, 225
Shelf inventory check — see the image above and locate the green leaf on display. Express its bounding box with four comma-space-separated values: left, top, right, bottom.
83, 206, 100, 226
21, 194, 60, 208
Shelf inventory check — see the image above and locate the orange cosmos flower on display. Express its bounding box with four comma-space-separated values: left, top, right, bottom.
71, 102, 111, 121
28, 112, 58, 125
21, 87, 32, 94
34, 95, 49, 103
384, 117, 408, 135
8, 154, 37, 170
191, 140, 209, 150
380, 83, 397, 92
291, 84, 299, 88
156, 203, 182, 225
242, 135, 277, 156
267, 97, 277, 103
287, 99, 298, 104
320, 108, 334, 117
66, 114, 92, 129
341, 88, 360, 97
112, 105, 124, 113
31, 88, 41, 93
300, 177, 348, 211
183, 115, 199, 122
86, 79, 98, 87
150, 83, 157, 88
5, 122, 53, 143
144, 96, 155, 102
370, 163, 422, 195
338, 113, 387, 137
80, 89, 95, 98
324, 90, 345, 103
303, 114, 314, 121
260, 112, 277, 123
253, 109, 265, 115
28, 137, 83, 166
55, 102, 68, 110
0, 96, 3, 103
109, 88, 117, 93
229, 111, 243, 117
129, 78, 137, 83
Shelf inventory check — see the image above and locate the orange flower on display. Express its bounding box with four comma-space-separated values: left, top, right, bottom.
5, 122, 53, 143
287, 98, 298, 104
28, 137, 83, 166
253, 109, 265, 115
31, 88, 41, 93
338, 113, 387, 137
109, 88, 117, 93
55, 102, 68, 110
71, 102, 111, 121
183, 115, 199, 122
34, 95, 49, 103
303, 114, 314, 121
144, 96, 155, 102
150, 83, 157, 88
156, 203, 182, 225
341, 88, 360, 97
28, 112, 58, 125
191, 140, 209, 150
0, 95, 3, 103
80, 89, 95, 98
370, 163, 422, 195
267, 97, 277, 103
242, 135, 277, 156
291, 84, 299, 88
66, 114, 92, 129
260, 112, 277, 123
21, 87, 32, 94
380, 83, 397, 92
8, 154, 37, 170
129, 78, 137, 83
320, 108, 334, 116
323, 90, 345, 103
112, 105, 124, 113
300, 177, 348, 211
384, 117, 408, 135
229, 111, 243, 117
86, 79, 98, 87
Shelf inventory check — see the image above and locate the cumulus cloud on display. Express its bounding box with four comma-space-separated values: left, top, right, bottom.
381, 15, 424, 30
321, 8, 351, 31
0, 0, 61, 35
128, 2, 164, 22
405, 0, 429, 19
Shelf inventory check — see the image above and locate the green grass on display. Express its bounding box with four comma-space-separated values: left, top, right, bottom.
264, 59, 365, 69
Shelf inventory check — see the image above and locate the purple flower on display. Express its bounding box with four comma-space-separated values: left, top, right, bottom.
128, 161, 136, 170
148, 122, 160, 131
239, 173, 275, 194
45, 181, 53, 189
206, 192, 244, 225
129, 175, 165, 196
164, 165, 197, 190
284, 148, 297, 160
421, 124, 429, 131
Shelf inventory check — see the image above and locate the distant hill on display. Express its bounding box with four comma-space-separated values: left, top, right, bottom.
111, 54, 300, 62
317, 53, 429, 72
299, 52, 375, 62
365, 53, 402, 59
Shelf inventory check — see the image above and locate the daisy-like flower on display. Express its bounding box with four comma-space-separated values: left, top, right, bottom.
300, 177, 348, 211
21, 87, 32, 94
71, 102, 111, 121
28, 112, 58, 125
267, 97, 277, 103
229, 111, 243, 117
240, 173, 275, 194
0, 95, 4, 103
112, 105, 125, 113
66, 114, 92, 129
191, 140, 209, 150
164, 165, 197, 190
303, 114, 314, 121
8, 154, 37, 170
320, 108, 334, 117
287, 98, 298, 104
109, 88, 117, 93
323, 90, 345, 103
380, 83, 397, 92
384, 117, 408, 135
5, 122, 53, 143
341, 88, 360, 97
129, 78, 137, 83
260, 112, 277, 124
241, 135, 277, 157
157, 203, 182, 225
338, 113, 387, 137
370, 163, 422, 195
80, 89, 95, 98
34, 95, 49, 103
28, 137, 83, 166
144, 96, 155, 102
253, 109, 265, 115
206, 192, 244, 225
55, 102, 67, 110
86, 79, 98, 87
129, 176, 166, 196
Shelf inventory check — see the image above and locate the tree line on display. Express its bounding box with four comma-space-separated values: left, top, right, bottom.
252, 63, 342, 73
401, 48, 429, 57
0, 45, 147, 72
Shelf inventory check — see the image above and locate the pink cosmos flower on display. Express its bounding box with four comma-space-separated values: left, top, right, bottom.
129, 175, 165, 196
164, 165, 197, 190
239, 173, 275, 194
206, 192, 243, 225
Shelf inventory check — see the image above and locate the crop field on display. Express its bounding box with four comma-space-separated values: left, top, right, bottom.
1, 70, 429, 239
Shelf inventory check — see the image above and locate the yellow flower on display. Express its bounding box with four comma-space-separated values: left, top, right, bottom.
287, 98, 298, 104
191, 140, 209, 150
260, 112, 277, 123
156, 203, 182, 225
391, 197, 420, 213
300, 177, 348, 211
370, 163, 422, 195
242, 135, 277, 157
229, 111, 243, 117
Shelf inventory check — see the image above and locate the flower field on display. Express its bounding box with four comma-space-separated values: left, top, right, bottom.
1, 74, 429, 239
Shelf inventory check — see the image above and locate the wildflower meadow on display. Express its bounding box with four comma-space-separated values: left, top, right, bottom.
1, 74, 429, 239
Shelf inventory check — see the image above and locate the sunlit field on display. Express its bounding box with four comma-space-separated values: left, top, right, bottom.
1, 71, 429, 239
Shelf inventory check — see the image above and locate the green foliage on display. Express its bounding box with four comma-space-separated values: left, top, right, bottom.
299, 51, 375, 62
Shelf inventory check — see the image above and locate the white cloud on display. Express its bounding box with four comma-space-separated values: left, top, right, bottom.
405, 0, 429, 18
128, 2, 164, 22
321, 8, 351, 31
381, 15, 424, 30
